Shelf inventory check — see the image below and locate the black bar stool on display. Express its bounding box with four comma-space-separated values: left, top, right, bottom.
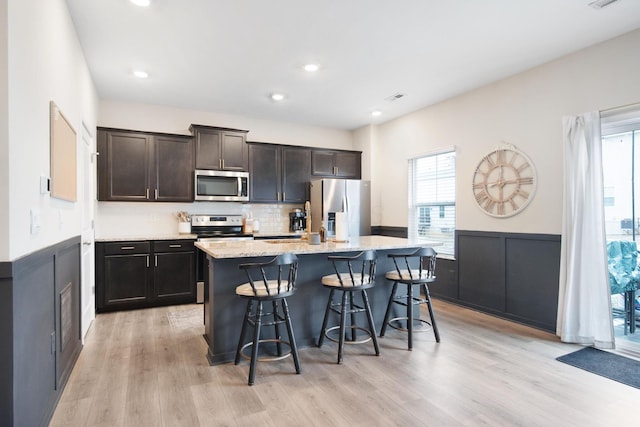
317, 250, 380, 364
234, 253, 301, 385
380, 247, 440, 349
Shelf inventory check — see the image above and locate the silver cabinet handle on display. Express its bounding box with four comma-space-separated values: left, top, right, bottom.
146, 188, 150, 199
155, 255, 158, 267
222, 159, 225, 169
154, 188, 158, 199
283, 192, 286, 202
169, 244, 181, 248
146, 255, 149, 268
277, 191, 281, 201
121, 246, 135, 250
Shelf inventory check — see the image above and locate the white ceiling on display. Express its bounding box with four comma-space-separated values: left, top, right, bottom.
65, 0, 640, 131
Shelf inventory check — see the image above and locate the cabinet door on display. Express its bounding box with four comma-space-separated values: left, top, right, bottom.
249, 144, 281, 202
221, 132, 248, 171
334, 151, 361, 178
103, 254, 151, 309
154, 135, 194, 202
98, 130, 152, 201
282, 147, 310, 203
311, 150, 336, 176
154, 251, 196, 304
195, 129, 222, 170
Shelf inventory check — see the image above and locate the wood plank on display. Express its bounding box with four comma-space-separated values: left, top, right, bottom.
51, 301, 640, 426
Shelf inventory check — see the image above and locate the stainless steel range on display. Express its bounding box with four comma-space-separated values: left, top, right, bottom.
191, 214, 253, 241
192, 214, 253, 302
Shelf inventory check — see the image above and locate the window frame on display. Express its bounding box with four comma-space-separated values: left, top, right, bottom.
408, 147, 456, 257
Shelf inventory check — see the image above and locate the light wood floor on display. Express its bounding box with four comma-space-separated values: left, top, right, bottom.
50, 300, 640, 427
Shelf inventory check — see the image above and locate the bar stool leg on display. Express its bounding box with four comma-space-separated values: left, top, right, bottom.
318, 289, 335, 348
273, 300, 283, 356
349, 291, 357, 342
338, 290, 349, 364
380, 282, 398, 337
407, 283, 414, 350
423, 284, 440, 342
362, 289, 380, 356
282, 298, 301, 374
235, 300, 253, 365
248, 301, 263, 386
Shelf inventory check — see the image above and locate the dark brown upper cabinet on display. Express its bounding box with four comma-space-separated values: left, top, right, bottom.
190, 124, 248, 171
97, 128, 194, 202
311, 149, 361, 179
248, 143, 311, 204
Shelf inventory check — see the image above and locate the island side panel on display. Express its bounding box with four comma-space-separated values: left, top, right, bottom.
204, 248, 421, 365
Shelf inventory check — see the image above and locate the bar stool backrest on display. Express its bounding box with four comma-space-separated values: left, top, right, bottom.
389, 247, 437, 282
328, 250, 377, 286
238, 253, 298, 297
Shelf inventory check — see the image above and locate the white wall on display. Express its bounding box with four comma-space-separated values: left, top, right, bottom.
5, 0, 99, 261
99, 100, 353, 148
0, 0, 8, 260
369, 29, 640, 235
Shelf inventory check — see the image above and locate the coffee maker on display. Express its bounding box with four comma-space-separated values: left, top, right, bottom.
289, 210, 307, 232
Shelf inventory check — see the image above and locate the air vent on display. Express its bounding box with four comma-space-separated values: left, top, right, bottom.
588, 0, 619, 9
385, 93, 406, 102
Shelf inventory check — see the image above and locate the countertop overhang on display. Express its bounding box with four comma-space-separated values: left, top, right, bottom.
195, 235, 441, 259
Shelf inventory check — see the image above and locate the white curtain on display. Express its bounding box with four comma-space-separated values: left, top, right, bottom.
557, 112, 614, 349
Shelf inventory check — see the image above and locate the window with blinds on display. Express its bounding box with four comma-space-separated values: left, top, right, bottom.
408, 149, 456, 256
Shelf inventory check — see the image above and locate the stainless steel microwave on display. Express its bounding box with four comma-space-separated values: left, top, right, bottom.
194, 169, 249, 202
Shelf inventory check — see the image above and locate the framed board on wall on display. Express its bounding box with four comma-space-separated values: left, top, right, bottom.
50, 101, 77, 202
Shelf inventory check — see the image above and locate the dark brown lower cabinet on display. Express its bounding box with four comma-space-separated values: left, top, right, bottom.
154, 241, 196, 304
96, 240, 195, 312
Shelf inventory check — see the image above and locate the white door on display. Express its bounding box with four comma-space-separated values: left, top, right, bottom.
80, 122, 96, 340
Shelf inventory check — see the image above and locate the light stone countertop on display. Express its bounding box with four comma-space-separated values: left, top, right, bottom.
195, 235, 441, 259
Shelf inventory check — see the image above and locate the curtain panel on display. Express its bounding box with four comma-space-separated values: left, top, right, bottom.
557, 112, 614, 349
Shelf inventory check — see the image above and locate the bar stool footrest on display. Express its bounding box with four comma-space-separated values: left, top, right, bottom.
386, 316, 433, 332
324, 325, 373, 345
239, 338, 293, 362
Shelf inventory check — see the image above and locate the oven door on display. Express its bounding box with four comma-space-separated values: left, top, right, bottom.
194, 170, 249, 202
195, 236, 253, 303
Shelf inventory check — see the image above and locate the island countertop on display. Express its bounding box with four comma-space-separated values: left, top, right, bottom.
195, 235, 441, 259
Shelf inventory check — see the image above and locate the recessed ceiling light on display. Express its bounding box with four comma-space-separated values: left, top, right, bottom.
271, 93, 285, 101
130, 0, 151, 6
371, 110, 382, 117
133, 70, 149, 78
303, 63, 320, 72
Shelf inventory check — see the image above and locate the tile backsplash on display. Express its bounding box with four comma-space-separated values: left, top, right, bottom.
95, 202, 304, 238
241, 204, 303, 234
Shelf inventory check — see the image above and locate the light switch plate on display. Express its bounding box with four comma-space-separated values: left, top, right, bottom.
30, 209, 41, 234
40, 176, 50, 194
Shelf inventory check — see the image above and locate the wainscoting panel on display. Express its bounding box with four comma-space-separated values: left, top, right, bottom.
458, 233, 505, 312
453, 230, 561, 332
0, 236, 82, 427
505, 236, 561, 331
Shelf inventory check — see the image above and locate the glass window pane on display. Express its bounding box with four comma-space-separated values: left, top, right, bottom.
409, 150, 456, 255
602, 132, 634, 241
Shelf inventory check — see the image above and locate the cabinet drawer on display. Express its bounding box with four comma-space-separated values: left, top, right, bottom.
103, 241, 150, 255
154, 240, 195, 253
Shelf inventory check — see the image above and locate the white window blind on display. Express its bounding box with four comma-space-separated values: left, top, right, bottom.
409, 149, 456, 256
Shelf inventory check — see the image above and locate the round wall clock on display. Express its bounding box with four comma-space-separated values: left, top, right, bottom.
472, 145, 537, 218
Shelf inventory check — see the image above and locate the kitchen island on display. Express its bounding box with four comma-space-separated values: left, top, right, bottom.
195, 236, 440, 365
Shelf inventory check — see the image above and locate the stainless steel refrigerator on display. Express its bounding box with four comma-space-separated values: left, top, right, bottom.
310, 179, 371, 238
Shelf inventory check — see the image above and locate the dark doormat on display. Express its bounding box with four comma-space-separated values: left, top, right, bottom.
556, 346, 640, 389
